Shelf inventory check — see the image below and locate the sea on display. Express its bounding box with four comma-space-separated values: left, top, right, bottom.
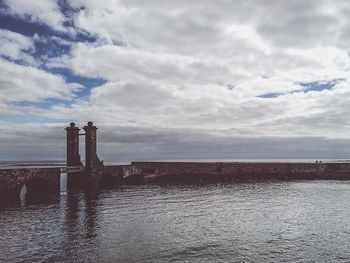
1, 160, 350, 262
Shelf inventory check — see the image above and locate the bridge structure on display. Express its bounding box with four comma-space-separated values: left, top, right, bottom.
65, 121, 105, 190
3, 121, 350, 202
60, 166, 85, 174
0, 167, 61, 200
0, 121, 105, 201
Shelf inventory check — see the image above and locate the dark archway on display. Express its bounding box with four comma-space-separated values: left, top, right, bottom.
0, 185, 23, 205
24, 177, 54, 197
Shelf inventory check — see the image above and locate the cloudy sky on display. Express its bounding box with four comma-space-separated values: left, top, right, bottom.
1, 0, 350, 162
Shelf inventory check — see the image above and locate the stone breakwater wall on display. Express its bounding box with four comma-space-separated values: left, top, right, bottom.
0, 168, 60, 199
2, 162, 350, 199
104, 162, 350, 184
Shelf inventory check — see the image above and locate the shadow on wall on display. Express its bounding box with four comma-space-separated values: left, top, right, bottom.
98, 173, 115, 189
21, 177, 54, 198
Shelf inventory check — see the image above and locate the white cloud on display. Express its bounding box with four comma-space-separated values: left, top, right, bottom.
45, 28, 350, 144
33, 33, 73, 47
68, 0, 350, 51
0, 29, 36, 65
0, 58, 82, 103
4, 0, 67, 32
3, 0, 350, 160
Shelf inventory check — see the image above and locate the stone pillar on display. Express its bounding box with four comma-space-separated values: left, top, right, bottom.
83, 121, 98, 174
83, 121, 104, 188
65, 122, 82, 166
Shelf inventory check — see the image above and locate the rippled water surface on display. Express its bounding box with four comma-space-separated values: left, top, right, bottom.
2, 181, 350, 262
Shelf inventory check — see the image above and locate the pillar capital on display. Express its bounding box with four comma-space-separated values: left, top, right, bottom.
66, 122, 80, 131
83, 121, 97, 131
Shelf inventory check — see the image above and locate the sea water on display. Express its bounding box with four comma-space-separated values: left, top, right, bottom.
1, 180, 350, 262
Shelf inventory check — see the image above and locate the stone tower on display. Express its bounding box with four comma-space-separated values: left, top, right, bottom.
83, 121, 97, 172
83, 121, 104, 185
65, 122, 82, 166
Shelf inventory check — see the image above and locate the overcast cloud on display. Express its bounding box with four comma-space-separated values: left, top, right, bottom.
1, 1, 350, 162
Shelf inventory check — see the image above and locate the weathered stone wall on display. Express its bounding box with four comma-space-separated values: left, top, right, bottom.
2, 162, 349, 200
104, 162, 350, 184
0, 168, 60, 200
103, 165, 131, 184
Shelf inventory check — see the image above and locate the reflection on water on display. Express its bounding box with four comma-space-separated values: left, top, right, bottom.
2, 181, 350, 262
60, 173, 67, 195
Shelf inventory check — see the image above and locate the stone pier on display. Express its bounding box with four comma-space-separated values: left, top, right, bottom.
0, 168, 60, 201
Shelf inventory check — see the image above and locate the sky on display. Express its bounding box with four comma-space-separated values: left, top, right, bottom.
1, 0, 350, 162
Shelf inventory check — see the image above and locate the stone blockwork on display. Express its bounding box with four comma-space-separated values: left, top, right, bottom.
66, 122, 83, 167
103, 162, 350, 185
2, 161, 350, 200
65, 121, 104, 189
83, 121, 104, 185
103, 165, 135, 185
0, 168, 60, 200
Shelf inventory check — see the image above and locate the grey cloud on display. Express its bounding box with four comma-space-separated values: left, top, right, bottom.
2, 120, 350, 163
0, 122, 65, 161
97, 125, 350, 162
257, 11, 340, 48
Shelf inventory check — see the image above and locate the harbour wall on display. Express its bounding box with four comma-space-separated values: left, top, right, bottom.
103, 162, 350, 184
2, 162, 350, 201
